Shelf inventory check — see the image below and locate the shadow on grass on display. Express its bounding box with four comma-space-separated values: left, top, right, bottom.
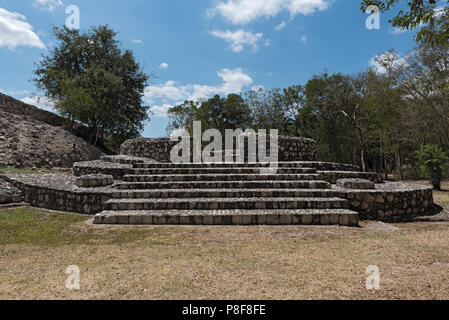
405, 203, 449, 223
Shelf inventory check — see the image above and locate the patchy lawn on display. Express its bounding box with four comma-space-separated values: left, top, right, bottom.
0, 167, 71, 175
1, 183, 449, 300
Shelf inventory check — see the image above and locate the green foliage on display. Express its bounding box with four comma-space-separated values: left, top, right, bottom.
360, 0, 448, 42
33, 25, 150, 147
167, 12, 448, 178
416, 145, 448, 189
0, 207, 153, 246
168, 94, 252, 136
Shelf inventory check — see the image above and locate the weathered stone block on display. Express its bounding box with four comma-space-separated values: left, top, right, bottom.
337, 178, 375, 190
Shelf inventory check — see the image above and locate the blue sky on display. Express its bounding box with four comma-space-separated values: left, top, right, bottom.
0, 0, 418, 137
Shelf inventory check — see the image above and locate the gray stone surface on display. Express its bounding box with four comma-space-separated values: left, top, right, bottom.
2, 159, 434, 223
120, 135, 318, 162
1, 174, 112, 214
75, 174, 114, 188
319, 171, 383, 184
104, 197, 348, 211
336, 178, 375, 190
73, 160, 133, 179
334, 182, 434, 221
0, 177, 23, 204
94, 209, 359, 226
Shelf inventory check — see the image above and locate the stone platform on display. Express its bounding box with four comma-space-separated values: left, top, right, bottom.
1, 155, 434, 224
94, 209, 360, 226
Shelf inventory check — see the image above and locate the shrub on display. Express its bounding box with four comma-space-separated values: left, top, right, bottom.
416, 145, 448, 190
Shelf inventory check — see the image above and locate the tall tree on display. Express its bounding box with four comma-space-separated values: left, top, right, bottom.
338, 73, 370, 172
33, 25, 150, 149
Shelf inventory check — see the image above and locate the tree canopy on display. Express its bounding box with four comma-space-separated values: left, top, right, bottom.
361, 0, 448, 42
33, 25, 150, 150
168, 94, 252, 135
167, 12, 449, 180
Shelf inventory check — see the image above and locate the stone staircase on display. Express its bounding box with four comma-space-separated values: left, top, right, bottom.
93, 159, 368, 226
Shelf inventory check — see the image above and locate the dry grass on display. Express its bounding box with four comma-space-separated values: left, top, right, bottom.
1, 183, 449, 300
0, 167, 71, 175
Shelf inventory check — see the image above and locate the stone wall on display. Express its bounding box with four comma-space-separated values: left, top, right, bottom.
322, 171, 384, 184
2, 174, 111, 214
0, 178, 23, 204
337, 182, 434, 221
73, 160, 132, 179
0, 92, 65, 127
2, 172, 434, 221
120, 135, 318, 162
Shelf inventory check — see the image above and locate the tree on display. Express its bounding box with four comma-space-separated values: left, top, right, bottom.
167, 94, 252, 136
374, 14, 449, 147
337, 73, 371, 172
33, 25, 150, 149
243, 88, 293, 136
416, 144, 448, 189
303, 73, 360, 164
360, 1, 448, 42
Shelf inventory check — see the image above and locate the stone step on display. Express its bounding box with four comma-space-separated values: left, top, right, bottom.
133, 161, 360, 171
112, 188, 340, 199
318, 171, 383, 184
114, 180, 331, 190
101, 155, 146, 165
123, 173, 323, 183
94, 209, 359, 226
131, 167, 317, 175
103, 197, 348, 211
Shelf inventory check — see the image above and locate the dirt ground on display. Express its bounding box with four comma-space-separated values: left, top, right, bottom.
1, 181, 449, 300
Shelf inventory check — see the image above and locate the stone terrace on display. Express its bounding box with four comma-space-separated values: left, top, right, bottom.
1, 140, 434, 225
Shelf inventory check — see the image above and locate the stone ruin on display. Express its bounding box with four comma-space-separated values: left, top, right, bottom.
0, 135, 434, 226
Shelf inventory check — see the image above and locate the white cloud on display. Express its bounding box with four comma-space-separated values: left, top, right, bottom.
144, 68, 255, 117
145, 80, 188, 104
132, 39, 144, 44
21, 96, 55, 112
0, 8, 46, 50
159, 62, 169, 69
301, 34, 308, 43
274, 21, 286, 31
370, 51, 408, 74
34, 0, 64, 11
389, 27, 407, 35
0, 89, 31, 96
150, 104, 173, 118
210, 29, 265, 53
209, 0, 332, 25
251, 85, 265, 92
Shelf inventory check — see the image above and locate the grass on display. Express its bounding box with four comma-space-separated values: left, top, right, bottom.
0, 167, 71, 175
434, 181, 449, 206
0, 167, 41, 174
0, 183, 449, 300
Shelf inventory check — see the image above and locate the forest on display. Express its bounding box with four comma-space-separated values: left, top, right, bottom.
168, 5, 449, 183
